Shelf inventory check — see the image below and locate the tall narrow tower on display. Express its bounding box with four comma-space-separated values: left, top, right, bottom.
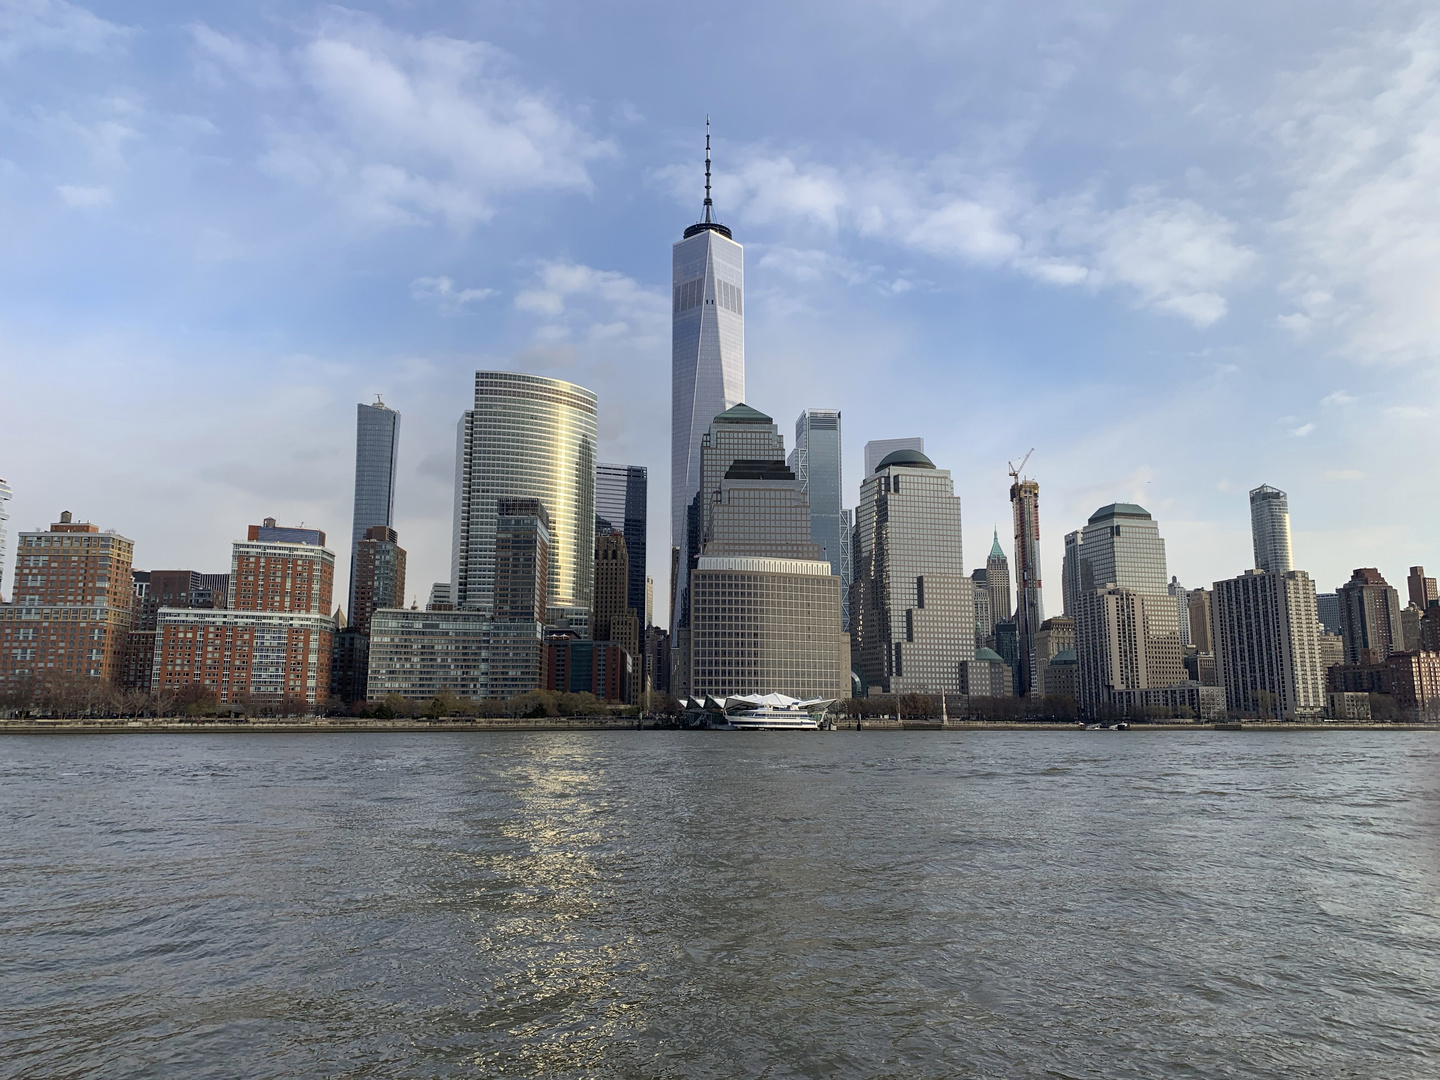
671, 119, 744, 628
1249, 483, 1293, 574
1009, 453, 1044, 698
348, 399, 400, 621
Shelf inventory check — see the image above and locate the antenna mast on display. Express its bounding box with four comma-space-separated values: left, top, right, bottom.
704, 116, 713, 223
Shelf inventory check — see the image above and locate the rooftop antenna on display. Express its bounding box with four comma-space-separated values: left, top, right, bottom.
375, 393, 385, 407
1008, 449, 1034, 485
704, 115, 713, 223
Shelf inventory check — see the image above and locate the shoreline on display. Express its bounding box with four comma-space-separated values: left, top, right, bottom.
1, 718, 1436, 734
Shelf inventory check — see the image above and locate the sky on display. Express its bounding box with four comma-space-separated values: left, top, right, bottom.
1, 0, 1438, 621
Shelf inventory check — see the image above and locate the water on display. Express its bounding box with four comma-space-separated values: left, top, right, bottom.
1, 731, 1437, 1079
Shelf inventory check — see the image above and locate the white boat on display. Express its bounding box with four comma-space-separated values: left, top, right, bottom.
683, 692, 834, 730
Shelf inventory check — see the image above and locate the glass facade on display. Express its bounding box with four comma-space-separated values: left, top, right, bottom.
1249, 484, 1293, 573
790, 410, 850, 627
349, 402, 400, 621
0, 477, 11, 602
451, 372, 597, 620
595, 463, 647, 623
672, 226, 745, 586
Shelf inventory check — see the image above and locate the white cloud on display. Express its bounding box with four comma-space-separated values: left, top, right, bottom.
56, 183, 110, 207
1321, 389, 1356, 406
513, 261, 667, 331
189, 24, 289, 91
1290, 422, 1316, 436
0, 0, 126, 61
1268, 16, 1440, 365
410, 275, 495, 313
666, 150, 1252, 325
257, 20, 612, 229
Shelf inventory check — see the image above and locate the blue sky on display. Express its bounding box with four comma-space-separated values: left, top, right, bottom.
2, 0, 1437, 619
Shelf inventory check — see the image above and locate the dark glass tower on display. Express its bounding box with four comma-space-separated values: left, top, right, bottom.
596, 463, 648, 625
348, 399, 400, 620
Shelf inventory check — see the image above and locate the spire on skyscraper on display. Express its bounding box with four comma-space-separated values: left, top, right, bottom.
704, 115, 713, 223
990, 528, 1005, 560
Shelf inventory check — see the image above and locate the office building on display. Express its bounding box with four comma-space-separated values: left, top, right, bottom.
1010, 475, 1044, 697
1213, 569, 1325, 719
1249, 483, 1293, 573
961, 648, 1011, 697
1316, 592, 1342, 636
993, 619, 1019, 693
971, 568, 993, 643
1318, 632, 1346, 675
689, 555, 849, 701
986, 531, 1012, 626
452, 371, 596, 628
1034, 616, 1075, 698
1408, 566, 1438, 609
153, 520, 337, 706
596, 463, 648, 625
1337, 568, 1405, 663
852, 448, 974, 695
593, 531, 639, 696
1061, 530, 1083, 617
673, 126, 745, 600
1039, 649, 1077, 699
791, 410, 850, 628
367, 609, 543, 703
0, 511, 135, 688
1402, 604, 1424, 652
1187, 588, 1214, 653
0, 477, 11, 601
862, 438, 925, 478
427, 583, 453, 611
347, 400, 400, 627
1169, 576, 1191, 648
644, 625, 671, 696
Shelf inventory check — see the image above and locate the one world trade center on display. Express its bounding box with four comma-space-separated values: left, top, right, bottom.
671, 122, 744, 629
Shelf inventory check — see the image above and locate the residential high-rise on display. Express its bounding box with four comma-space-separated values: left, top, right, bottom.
791, 409, 850, 626
0, 511, 135, 689
1213, 569, 1325, 719
1337, 568, 1405, 663
348, 400, 400, 625
1249, 483, 1293, 573
862, 438, 924, 478
0, 477, 11, 602
673, 124, 744, 594
596, 463, 647, 624
153, 520, 336, 706
1407, 566, 1438, 609
852, 448, 974, 695
121, 569, 228, 693
493, 498, 550, 624
350, 527, 406, 636
452, 372, 597, 625
1010, 475, 1044, 698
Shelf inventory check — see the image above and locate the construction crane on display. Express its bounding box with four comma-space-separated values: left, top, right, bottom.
1007, 449, 1034, 484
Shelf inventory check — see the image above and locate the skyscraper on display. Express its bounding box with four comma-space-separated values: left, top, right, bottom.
452, 372, 597, 626
790, 410, 849, 624
349, 527, 407, 636
348, 400, 400, 623
1010, 475, 1044, 698
863, 438, 925, 478
1337, 568, 1405, 663
0, 477, 11, 601
672, 123, 744, 604
1249, 483, 1293, 573
1070, 503, 1183, 712
1169, 576, 1192, 648
986, 530, 1012, 626
1407, 566, 1438, 609
595, 463, 647, 624
1213, 569, 1325, 719
852, 448, 974, 695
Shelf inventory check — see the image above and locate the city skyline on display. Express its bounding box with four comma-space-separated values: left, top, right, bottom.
2, 4, 1439, 620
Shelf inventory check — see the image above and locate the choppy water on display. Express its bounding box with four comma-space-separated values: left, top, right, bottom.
1, 731, 1438, 1079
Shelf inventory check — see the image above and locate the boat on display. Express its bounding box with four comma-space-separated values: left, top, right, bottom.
682, 692, 834, 730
